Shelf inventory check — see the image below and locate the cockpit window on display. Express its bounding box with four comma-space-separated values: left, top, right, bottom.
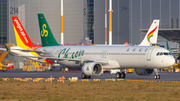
156, 52, 172, 56
160, 52, 163, 55
156, 52, 159, 56
169, 52, 172, 55
163, 53, 168, 55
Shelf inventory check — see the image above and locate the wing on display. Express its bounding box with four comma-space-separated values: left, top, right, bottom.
45, 57, 117, 66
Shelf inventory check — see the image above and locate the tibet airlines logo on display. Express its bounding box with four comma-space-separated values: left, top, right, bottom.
147, 26, 158, 43
41, 24, 48, 37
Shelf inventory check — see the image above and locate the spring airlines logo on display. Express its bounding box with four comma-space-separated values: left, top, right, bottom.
41, 24, 48, 37
147, 26, 158, 43
14, 18, 29, 43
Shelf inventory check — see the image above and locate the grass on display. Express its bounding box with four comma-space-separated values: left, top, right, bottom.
0, 80, 180, 101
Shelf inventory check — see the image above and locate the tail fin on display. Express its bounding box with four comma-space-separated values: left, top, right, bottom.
37, 13, 60, 47
12, 17, 36, 49
139, 20, 160, 46
3, 42, 10, 54
166, 41, 170, 51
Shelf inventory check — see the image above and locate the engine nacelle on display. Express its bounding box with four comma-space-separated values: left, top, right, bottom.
134, 69, 154, 76
82, 62, 103, 76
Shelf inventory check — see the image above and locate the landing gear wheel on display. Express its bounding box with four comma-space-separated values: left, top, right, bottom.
116, 72, 121, 78
121, 72, 126, 78
60, 67, 64, 71
51, 66, 55, 71
87, 76, 91, 79
64, 67, 68, 72
155, 75, 160, 79
81, 73, 87, 79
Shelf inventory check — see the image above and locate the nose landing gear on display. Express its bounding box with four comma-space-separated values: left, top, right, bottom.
154, 69, 160, 79
155, 75, 160, 79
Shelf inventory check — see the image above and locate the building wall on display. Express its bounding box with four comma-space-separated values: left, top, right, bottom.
0, 0, 7, 44
6, 0, 180, 46
95, 0, 180, 45
8, 0, 83, 45
94, 0, 105, 44
64, 0, 83, 44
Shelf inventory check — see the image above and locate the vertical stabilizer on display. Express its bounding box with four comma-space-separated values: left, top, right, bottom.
38, 13, 60, 47
166, 41, 170, 51
12, 17, 36, 49
139, 20, 160, 46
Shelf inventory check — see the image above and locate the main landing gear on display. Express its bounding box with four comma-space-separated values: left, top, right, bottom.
60, 67, 69, 72
116, 72, 126, 78
154, 69, 160, 79
81, 73, 91, 79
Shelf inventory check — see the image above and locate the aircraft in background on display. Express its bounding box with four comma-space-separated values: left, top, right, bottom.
34, 13, 174, 79
166, 41, 180, 60
5, 17, 91, 64
3, 17, 55, 63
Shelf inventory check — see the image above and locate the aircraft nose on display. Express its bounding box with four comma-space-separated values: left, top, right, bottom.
168, 56, 175, 66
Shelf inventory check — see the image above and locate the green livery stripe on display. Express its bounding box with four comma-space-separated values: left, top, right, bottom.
38, 13, 60, 47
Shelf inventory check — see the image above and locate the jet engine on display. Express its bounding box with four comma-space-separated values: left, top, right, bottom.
82, 62, 103, 76
134, 69, 154, 75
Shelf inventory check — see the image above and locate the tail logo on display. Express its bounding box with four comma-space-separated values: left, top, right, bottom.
14, 18, 29, 43
41, 24, 48, 37
147, 26, 158, 43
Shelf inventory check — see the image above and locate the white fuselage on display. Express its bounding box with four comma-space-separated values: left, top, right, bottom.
35, 46, 175, 69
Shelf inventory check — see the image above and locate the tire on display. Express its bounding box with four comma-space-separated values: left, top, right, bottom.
87, 76, 91, 79
81, 73, 87, 79
155, 75, 160, 79
116, 72, 121, 78
157, 75, 160, 79
155, 75, 157, 79
64, 67, 68, 72
60, 67, 65, 71
121, 72, 126, 78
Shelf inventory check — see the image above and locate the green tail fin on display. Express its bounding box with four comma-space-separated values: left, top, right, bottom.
38, 13, 60, 47
166, 41, 170, 51
3, 42, 10, 54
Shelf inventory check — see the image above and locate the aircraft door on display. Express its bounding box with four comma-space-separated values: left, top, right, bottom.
101, 50, 107, 58
146, 48, 153, 61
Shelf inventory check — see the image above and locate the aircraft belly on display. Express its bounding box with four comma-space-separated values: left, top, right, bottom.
58, 61, 81, 68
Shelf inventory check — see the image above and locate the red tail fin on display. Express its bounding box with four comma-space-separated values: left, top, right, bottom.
12, 17, 38, 48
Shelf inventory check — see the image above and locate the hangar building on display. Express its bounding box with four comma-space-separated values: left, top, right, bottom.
0, 0, 180, 45
1, 0, 180, 68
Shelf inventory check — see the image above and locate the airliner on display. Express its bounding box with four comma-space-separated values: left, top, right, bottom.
34, 14, 175, 79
